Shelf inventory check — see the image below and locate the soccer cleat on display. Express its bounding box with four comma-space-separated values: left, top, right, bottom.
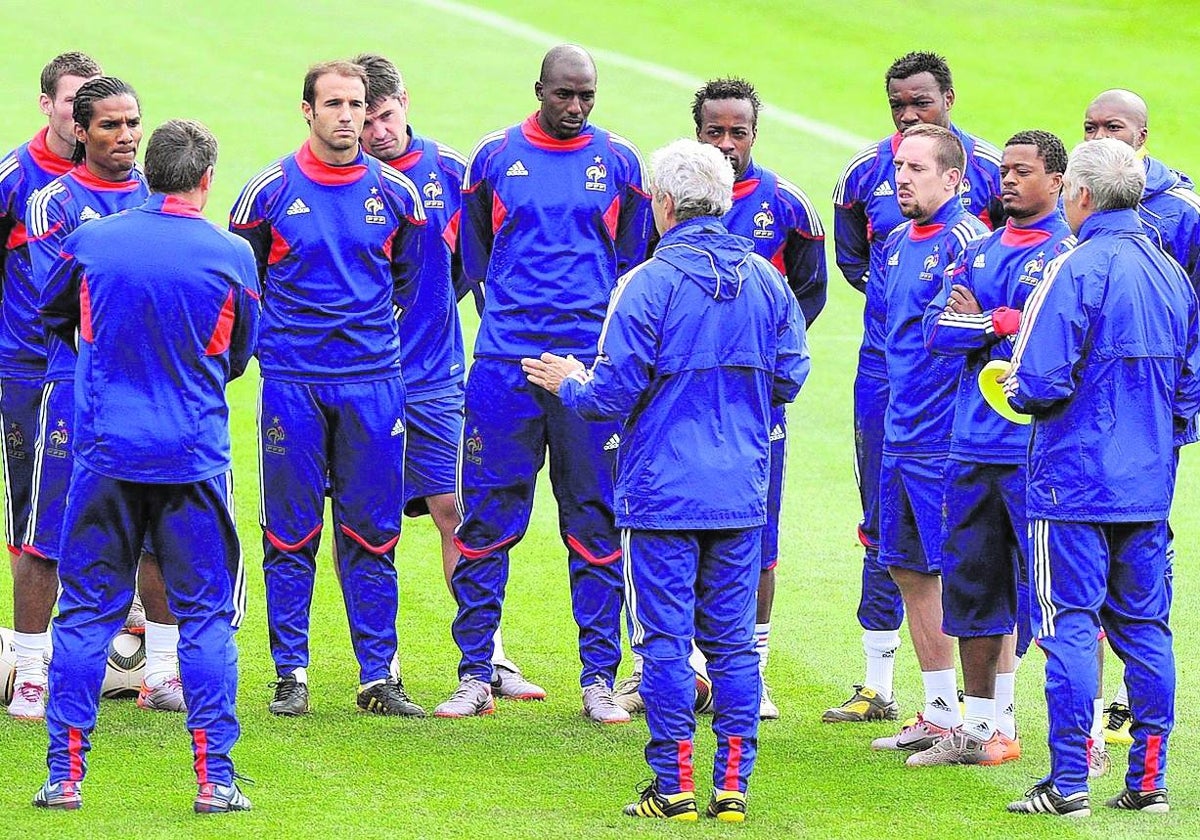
1105, 787, 1169, 813
871, 714, 951, 752
268, 675, 309, 716
491, 663, 546, 701
32, 779, 81, 810
1088, 740, 1111, 778
706, 790, 747, 822
759, 681, 780, 720
8, 681, 47, 721
194, 781, 253, 813
623, 781, 698, 821
822, 684, 899, 723
905, 727, 1007, 767
1007, 780, 1091, 818
1103, 701, 1134, 746
124, 595, 146, 635
582, 678, 631, 724
612, 672, 645, 714
137, 676, 187, 712
356, 678, 426, 717
997, 732, 1021, 762
434, 677, 495, 718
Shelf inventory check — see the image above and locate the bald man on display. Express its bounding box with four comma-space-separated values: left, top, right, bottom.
434, 45, 652, 722
1083, 88, 1200, 759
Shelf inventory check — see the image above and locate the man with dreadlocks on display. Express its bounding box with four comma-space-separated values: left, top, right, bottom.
22, 77, 185, 717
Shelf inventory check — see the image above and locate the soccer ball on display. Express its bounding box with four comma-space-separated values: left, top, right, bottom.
0, 626, 16, 705
101, 630, 146, 700
694, 670, 714, 714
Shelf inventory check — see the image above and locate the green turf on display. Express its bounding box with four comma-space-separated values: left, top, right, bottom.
0, 1, 1198, 836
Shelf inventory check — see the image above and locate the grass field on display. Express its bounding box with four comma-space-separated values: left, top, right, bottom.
1, 1, 1198, 837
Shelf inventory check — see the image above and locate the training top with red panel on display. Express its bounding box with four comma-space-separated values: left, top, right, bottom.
0, 128, 75, 377
39, 192, 260, 483
460, 113, 652, 361
228, 142, 426, 384
880, 196, 989, 455
386, 128, 467, 399
923, 212, 1073, 464
26, 164, 149, 383
724, 159, 827, 326
833, 123, 1002, 377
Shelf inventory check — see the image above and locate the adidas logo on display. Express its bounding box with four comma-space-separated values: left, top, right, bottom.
973, 253, 986, 268
603, 434, 620, 451
930, 697, 952, 712
768, 424, 785, 442
79, 205, 102, 222
390, 419, 404, 437
873, 181, 894, 197
286, 198, 310, 216
506, 160, 529, 177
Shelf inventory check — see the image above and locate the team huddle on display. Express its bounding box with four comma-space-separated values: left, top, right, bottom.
0, 45, 1196, 822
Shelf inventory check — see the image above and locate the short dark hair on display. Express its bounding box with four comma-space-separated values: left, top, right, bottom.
902, 123, 965, 174
691, 77, 762, 131
1006, 130, 1068, 175
886, 51, 952, 93
352, 53, 404, 107
40, 52, 101, 98
302, 60, 368, 108
71, 77, 139, 163
144, 119, 217, 194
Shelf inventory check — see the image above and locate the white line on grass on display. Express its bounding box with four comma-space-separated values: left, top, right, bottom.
408, 0, 873, 151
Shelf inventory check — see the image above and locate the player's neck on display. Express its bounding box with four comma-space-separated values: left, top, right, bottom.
43, 127, 75, 161
1008, 207, 1056, 229
83, 159, 132, 183
310, 138, 359, 167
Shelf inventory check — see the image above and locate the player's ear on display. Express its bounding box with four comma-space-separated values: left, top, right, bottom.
534, 81, 545, 102
38, 93, 53, 119
300, 99, 314, 126
72, 121, 87, 145
944, 86, 955, 111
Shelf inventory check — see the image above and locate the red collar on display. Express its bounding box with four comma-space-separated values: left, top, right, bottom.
68, 163, 142, 192
520, 113, 593, 152
908, 221, 945, 241
27, 128, 74, 176
295, 141, 367, 185
733, 178, 760, 200
999, 221, 1052, 247
159, 194, 205, 218
387, 149, 423, 173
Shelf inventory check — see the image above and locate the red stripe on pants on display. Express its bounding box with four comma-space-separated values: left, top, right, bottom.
724, 736, 743, 791
677, 740, 695, 792
1142, 734, 1162, 791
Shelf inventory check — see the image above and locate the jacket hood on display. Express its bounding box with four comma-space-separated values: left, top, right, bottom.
653, 217, 756, 300
1144, 156, 1185, 198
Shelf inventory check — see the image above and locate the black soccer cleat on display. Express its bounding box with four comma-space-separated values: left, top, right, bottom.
357, 678, 426, 717
1106, 787, 1169, 813
623, 781, 698, 821
268, 675, 310, 716
1007, 780, 1090, 818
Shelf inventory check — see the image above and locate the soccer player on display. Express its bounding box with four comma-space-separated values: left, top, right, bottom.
0, 52, 100, 720
867, 124, 988, 754
33, 118, 259, 814
352, 53, 542, 700
523, 139, 809, 822
1005, 138, 1199, 818
19, 77, 186, 718
230, 60, 426, 717
434, 44, 651, 721
1081, 88, 1200, 749
827, 52, 1002, 722
907, 130, 1072, 767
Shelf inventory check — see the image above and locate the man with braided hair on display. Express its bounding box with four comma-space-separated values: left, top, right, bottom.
21, 76, 186, 719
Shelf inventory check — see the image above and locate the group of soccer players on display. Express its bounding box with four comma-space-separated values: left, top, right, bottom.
0, 44, 1196, 820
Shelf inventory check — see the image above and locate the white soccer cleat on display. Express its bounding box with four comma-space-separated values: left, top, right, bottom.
8, 681, 47, 721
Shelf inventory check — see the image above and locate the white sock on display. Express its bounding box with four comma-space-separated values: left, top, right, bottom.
963, 695, 995, 739
359, 678, 384, 691
1114, 683, 1129, 708
1091, 698, 1105, 743
12, 631, 50, 686
687, 641, 709, 679
143, 621, 179, 687
389, 652, 402, 680
995, 671, 1017, 739
290, 666, 308, 685
754, 623, 770, 675
922, 668, 961, 729
490, 628, 516, 670
863, 630, 900, 699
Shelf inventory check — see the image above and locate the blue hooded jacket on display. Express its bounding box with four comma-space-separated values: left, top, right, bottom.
560, 216, 809, 530
1006, 208, 1200, 521
1140, 156, 1200, 293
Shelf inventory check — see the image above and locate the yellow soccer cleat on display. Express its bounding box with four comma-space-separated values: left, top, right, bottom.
623, 782, 698, 821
